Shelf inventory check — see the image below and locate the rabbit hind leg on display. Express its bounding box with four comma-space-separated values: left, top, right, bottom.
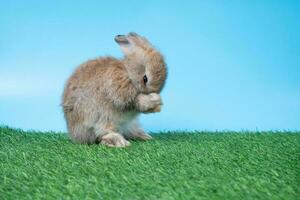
94, 122, 131, 148
69, 124, 97, 144
123, 120, 152, 141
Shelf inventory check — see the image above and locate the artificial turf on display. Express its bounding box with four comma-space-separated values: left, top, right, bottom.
0, 126, 299, 200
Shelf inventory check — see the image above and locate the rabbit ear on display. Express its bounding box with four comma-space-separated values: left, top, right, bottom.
115, 33, 153, 56
127, 32, 153, 50
114, 35, 135, 56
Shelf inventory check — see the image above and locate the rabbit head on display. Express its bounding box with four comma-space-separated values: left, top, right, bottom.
115, 32, 167, 94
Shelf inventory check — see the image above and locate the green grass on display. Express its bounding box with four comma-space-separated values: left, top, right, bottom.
0, 126, 299, 200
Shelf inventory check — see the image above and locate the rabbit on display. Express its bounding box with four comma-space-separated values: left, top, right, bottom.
62, 32, 167, 147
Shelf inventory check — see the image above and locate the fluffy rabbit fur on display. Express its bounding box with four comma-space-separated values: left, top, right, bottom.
62, 32, 167, 147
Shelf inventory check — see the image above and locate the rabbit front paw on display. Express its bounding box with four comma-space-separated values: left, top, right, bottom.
136, 93, 162, 113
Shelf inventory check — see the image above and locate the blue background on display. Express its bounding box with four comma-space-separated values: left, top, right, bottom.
1, 0, 299, 132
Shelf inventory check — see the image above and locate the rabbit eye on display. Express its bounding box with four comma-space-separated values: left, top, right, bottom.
143, 75, 148, 85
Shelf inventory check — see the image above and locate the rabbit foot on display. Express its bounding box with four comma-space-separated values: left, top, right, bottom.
100, 132, 130, 148
125, 131, 152, 141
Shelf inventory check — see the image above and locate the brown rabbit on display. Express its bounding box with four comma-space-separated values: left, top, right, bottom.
62, 32, 167, 147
